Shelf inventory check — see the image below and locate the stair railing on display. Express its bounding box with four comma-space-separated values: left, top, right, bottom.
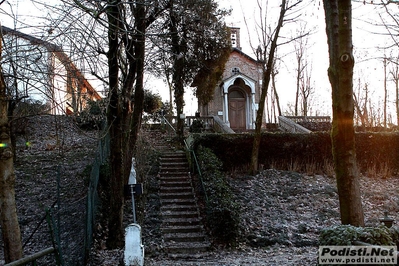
278, 116, 312, 133
184, 138, 208, 205
161, 115, 208, 204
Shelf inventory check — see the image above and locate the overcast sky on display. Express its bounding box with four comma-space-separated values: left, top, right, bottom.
2, 0, 399, 120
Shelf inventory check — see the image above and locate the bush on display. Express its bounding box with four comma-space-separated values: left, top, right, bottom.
76, 99, 106, 130
12, 99, 49, 135
189, 119, 204, 133
196, 145, 240, 245
319, 224, 395, 246
318, 225, 397, 266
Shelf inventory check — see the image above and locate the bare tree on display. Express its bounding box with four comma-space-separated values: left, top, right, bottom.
323, 0, 364, 226
353, 79, 370, 128
271, 59, 282, 119
48, 0, 170, 248
250, 0, 305, 174
0, 26, 23, 263
383, 56, 388, 128
48, 0, 229, 247
389, 54, 399, 126
300, 64, 314, 116
294, 26, 308, 116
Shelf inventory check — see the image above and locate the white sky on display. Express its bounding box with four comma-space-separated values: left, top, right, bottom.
217, 0, 331, 116
2, 0, 398, 121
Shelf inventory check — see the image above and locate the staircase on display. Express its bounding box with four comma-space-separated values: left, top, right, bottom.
159, 149, 210, 259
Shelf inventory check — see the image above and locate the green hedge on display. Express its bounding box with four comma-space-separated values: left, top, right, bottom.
195, 145, 240, 245
191, 132, 399, 174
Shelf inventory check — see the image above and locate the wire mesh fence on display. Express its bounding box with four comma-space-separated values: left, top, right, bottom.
84, 134, 110, 263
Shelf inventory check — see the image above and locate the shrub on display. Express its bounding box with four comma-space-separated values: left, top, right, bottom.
196, 145, 240, 245
76, 99, 106, 130
189, 119, 204, 133
319, 224, 395, 246
12, 99, 49, 135
318, 225, 396, 266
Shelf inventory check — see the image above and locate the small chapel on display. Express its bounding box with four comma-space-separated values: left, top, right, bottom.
197, 27, 264, 131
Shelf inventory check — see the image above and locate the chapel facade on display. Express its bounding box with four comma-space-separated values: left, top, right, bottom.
197, 27, 264, 131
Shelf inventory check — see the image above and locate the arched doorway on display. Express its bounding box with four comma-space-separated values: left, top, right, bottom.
228, 89, 246, 130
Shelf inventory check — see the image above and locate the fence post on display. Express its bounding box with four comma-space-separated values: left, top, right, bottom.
46, 209, 63, 266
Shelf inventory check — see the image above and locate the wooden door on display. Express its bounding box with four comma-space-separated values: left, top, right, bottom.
229, 98, 246, 130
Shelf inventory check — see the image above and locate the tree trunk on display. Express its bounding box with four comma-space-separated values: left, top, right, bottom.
271, 68, 282, 117
295, 54, 301, 116
323, 0, 364, 226
0, 36, 23, 263
394, 64, 399, 127
250, 0, 286, 174
127, 0, 146, 170
106, 1, 125, 248
170, 7, 186, 139
383, 57, 387, 128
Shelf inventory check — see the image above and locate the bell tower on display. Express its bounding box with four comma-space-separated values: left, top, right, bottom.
229, 27, 241, 50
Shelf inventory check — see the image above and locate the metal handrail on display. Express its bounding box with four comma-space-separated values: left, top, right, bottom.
183, 138, 208, 204
161, 116, 176, 132
285, 116, 331, 123
161, 115, 208, 204
278, 116, 312, 134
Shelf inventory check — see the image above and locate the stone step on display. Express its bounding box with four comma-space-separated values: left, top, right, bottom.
161, 204, 198, 212
159, 177, 189, 182
166, 242, 210, 255
160, 163, 188, 168
159, 180, 191, 187
161, 225, 203, 234
164, 232, 207, 243
161, 153, 186, 159
160, 163, 189, 169
160, 198, 196, 205
161, 160, 187, 165
160, 169, 189, 175
162, 217, 202, 226
155, 144, 211, 258
159, 173, 190, 179
160, 153, 187, 159
160, 186, 192, 193
159, 192, 194, 200
161, 156, 187, 161
161, 210, 199, 219
167, 252, 210, 260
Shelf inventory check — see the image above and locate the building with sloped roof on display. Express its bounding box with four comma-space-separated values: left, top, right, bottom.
1, 26, 102, 115
197, 27, 264, 131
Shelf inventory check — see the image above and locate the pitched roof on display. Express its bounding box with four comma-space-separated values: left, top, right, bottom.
1, 26, 102, 100
231, 47, 261, 65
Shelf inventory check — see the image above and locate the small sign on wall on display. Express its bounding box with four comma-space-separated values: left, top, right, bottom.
218, 111, 223, 116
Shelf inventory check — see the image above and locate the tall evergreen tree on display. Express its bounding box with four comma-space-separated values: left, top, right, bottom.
148, 0, 230, 138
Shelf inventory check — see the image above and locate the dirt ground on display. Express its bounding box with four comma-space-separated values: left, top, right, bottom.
0, 115, 99, 265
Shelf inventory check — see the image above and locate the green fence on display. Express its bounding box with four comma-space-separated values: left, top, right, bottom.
84, 134, 110, 263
